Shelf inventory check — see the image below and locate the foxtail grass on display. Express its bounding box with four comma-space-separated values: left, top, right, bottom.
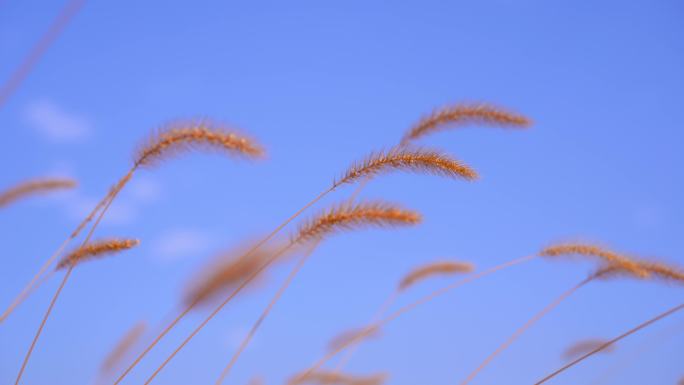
399, 260, 474, 291
55, 238, 139, 270
14, 237, 140, 385
461, 242, 682, 385
0, 177, 77, 208
183, 242, 286, 307
535, 302, 684, 384
114, 147, 474, 384
460, 275, 595, 385
100, 321, 147, 375
332, 259, 474, 374
141, 201, 421, 385
400, 103, 531, 145
288, 370, 388, 385
13, 121, 263, 384
562, 338, 614, 360
294, 255, 535, 382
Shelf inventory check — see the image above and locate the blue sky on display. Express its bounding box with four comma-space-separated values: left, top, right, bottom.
0, 1, 682, 384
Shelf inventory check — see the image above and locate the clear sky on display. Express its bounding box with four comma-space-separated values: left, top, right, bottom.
1, 1, 682, 384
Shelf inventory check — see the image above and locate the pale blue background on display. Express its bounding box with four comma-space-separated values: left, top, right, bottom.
1, 1, 682, 384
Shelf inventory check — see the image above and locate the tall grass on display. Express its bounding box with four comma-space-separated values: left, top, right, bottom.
6, 103, 681, 385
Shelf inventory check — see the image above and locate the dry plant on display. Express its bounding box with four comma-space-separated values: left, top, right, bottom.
562, 338, 614, 360
588, 320, 684, 385
328, 326, 382, 352
334, 147, 477, 187
14, 237, 140, 384
0, 177, 76, 208
248, 376, 265, 385
535, 302, 684, 384
134, 121, 265, 167
294, 201, 422, 242
141, 201, 421, 385
400, 103, 531, 145
399, 260, 475, 291
183, 241, 288, 307
539, 243, 651, 279
293, 255, 535, 382
459, 243, 683, 385
288, 370, 388, 385
14, 102, 682, 385
347, 102, 529, 202
331, 259, 475, 374
330, 101, 529, 371
328, 294, 397, 373
13, 121, 263, 385
100, 321, 147, 375
55, 238, 140, 270
113, 146, 474, 385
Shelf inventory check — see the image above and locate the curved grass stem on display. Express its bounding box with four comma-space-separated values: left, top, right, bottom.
534, 302, 684, 385
114, 187, 333, 385
460, 276, 593, 385
14, 168, 133, 384
215, 241, 320, 385
293, 255, 535, 383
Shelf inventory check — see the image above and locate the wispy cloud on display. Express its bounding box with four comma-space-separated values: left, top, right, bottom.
24, 99, 91, 143
151, 228, 213, 262
126, 176, 162, 204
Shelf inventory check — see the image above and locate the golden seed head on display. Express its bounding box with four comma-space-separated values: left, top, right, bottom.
100, 321, 147, 373
327, 325, 381, 352
539, 243, 651, 279
401, 103, 531, 145
0, 178, 77, 208
399, 260, 475, 290
293, 201, 422, 244
56, 238, 140, 270
289, 370, 388, 385
335, 146, 478, 187
134, 121, 265, 167
562, 338, 614, 360
183, 243, 286, 307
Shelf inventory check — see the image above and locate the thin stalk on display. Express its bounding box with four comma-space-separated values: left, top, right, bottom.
294, 255, 535, 383
142, 241, 299, 385
111, 299, 200, 385
1, 194, 108, 323
1, 270, 57, 323
0, 0, 85, 109
14, 169, 133, 384
332, 290, 399, 373
460, 276, 593, 385
14, 266, 73, 385
535, 303, 684, 385
1, 239, 70, 323
215, 241, 320, 384
113, 187, 333, 385
589, 320, 684, 385
346, 177, 370, 204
